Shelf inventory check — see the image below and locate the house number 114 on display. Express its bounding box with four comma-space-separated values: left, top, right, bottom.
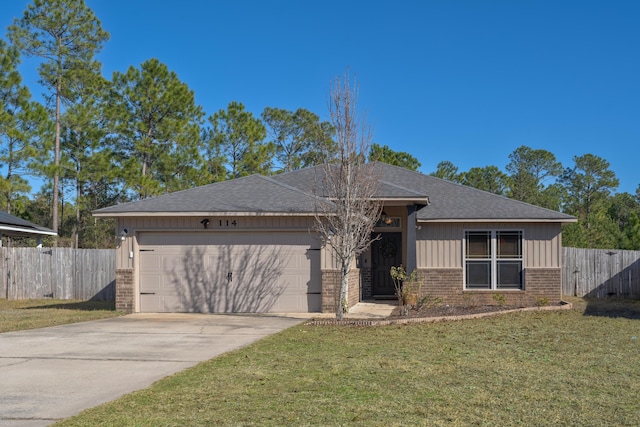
219, 220, 237, 227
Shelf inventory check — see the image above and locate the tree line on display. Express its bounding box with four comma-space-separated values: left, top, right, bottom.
431, 149, 640, 250
1, 0, 637, 250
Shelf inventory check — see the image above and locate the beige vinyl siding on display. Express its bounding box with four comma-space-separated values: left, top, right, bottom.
417, 222, 562, 269
416, 223, 461, 268
524, 223, 562, 268
116, 216, 317, 270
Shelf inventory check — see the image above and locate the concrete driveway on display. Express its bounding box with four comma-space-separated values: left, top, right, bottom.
0, 313, 304, 427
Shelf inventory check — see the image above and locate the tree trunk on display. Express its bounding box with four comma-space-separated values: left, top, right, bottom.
52, 46, 62, 241
6, 162, 12, 215
74, 175, 80, 249
336, 260, 349, 320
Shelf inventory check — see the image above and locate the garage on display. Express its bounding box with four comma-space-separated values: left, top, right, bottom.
138, 231, 322, 313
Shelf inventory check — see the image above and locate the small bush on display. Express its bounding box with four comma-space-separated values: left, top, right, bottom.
492, 293, 507, 307
463, 294, 478, 309
536, 297, 549, 307
417, 295, 442, 310
390, 266, 421, 315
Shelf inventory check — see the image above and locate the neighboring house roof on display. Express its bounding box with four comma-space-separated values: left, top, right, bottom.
94, 162, 576, 223
0, 211, 57, 238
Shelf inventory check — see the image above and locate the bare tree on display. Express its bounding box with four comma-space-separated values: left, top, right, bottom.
313, 72, 382, 320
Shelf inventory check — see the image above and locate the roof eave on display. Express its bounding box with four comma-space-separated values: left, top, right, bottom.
417, 217, 578, 224
0, 225, 58, 236
93, 211, 317, 218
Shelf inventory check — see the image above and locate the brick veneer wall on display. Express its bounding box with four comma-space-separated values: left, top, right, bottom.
361, 268, 372, 299
321, 270, 340, 313
418, 267, 563, 306
347, 269, 361, 309
321, 268, 361, 313
116, 269, 135, 313
524, 268, 563, 302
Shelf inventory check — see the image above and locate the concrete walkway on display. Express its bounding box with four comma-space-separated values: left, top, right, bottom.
0, 314, 303, 427
345, 301, 397, 318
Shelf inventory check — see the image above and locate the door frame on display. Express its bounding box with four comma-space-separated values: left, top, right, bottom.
370, 232, 403, 298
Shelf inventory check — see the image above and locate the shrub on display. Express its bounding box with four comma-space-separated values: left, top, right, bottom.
390, 266, 421, 315
492, 293, 507, 307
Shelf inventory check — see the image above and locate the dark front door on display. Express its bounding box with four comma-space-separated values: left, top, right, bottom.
371, 232, 402, 296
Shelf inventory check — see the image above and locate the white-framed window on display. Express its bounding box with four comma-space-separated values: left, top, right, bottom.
464, 230, 524, 290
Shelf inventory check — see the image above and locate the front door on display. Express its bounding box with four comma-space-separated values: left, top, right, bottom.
371, 232, 402, 296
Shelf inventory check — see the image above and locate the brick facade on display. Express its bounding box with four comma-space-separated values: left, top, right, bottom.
361, 268, 372, 299
321, 268, 362, 314
524, 268, 563, 302
418, 267, 563, 306
347, 269, 361, 308
115, 269, 135, 313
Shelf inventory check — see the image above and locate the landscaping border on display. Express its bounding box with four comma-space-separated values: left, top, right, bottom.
305, 301, 573, 326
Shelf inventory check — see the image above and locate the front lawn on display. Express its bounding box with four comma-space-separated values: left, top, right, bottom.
56, 298, 640, 426
0, 299, 122, 333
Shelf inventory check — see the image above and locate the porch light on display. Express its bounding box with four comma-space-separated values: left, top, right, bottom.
381, 211, 392, 225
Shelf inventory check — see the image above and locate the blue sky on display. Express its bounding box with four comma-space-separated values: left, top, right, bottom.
3, 0, 639, 194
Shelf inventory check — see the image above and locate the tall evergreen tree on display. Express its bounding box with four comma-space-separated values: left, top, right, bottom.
621, 212, 640, 250
0, 39, 50, 215
262, 107, 334, 172
60, 71, 119, 247
506, 145, 563, 208
368, 143, 421, 171
560, 154, 619, 248
9, 0, 109, 234
431, 160, 462, 183
208, 102, 272, 179
460, 165, 510, 195
107, 58, 205, 198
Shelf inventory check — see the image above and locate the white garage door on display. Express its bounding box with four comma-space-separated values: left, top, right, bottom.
138, 232, 321, 313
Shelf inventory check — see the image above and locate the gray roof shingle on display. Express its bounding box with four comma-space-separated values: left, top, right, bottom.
94, 174, 318, 215
94, 162, 575, 222
0, 211, 57, 236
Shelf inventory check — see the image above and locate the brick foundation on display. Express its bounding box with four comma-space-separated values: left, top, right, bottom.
361, 268, 372, 299
321, 270, 340, 313
322, 268, 361, 314
524, 268, 563, 302
347, 269, 361, 309
116, 269, 135, 313
418, 267, 563, 306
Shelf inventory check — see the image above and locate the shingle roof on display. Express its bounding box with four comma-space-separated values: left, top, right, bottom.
94, 174, 319, 215
94, 162, 576, 222
0, 211, 57, 237
370, 163, 576, 222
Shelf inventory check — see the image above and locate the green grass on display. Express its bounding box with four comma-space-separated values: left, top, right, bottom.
56, 298, 640, 427
0, 299, 122, 333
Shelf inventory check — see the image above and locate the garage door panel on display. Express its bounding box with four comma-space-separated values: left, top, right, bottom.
138, 232, 321, 313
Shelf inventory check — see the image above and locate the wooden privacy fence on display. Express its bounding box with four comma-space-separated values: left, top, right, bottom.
0, 247, 115, 301
562, 247, 640, 298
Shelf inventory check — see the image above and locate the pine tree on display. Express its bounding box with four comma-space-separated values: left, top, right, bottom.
8, 0, 109, 234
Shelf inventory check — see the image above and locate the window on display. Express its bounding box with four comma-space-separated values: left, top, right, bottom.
464, 230, 523, 289
375, 217, 401, 228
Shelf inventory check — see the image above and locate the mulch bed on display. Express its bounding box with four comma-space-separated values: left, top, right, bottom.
306, 302, 571, 326
388, 303, 529, 319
